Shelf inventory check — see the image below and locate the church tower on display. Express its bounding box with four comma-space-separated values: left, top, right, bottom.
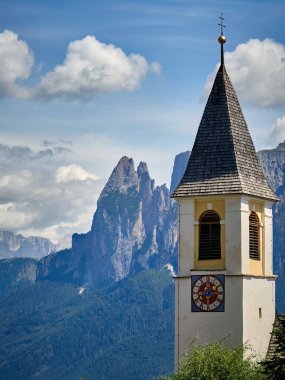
172, 20, 278, 365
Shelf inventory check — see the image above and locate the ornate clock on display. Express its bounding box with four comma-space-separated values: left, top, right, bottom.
191, 274, 225, 312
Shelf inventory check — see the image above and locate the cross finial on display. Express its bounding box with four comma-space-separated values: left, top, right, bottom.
218, 12, 226, 35
218, 13, 226, 68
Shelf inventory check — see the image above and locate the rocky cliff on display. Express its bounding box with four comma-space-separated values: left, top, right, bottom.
36, 143, 285, 304
258, 142, 285, 280
0, 231, 56, 260
38, 157, 178, 287
170, 151, 190, 194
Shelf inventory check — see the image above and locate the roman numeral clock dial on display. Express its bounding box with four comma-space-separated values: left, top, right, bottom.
191, 275, 225, 312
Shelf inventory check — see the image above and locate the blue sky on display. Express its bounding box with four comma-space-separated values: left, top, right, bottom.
1, 0, 285, 241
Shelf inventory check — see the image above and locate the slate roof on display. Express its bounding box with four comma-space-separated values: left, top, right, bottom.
172, 64, 278, 201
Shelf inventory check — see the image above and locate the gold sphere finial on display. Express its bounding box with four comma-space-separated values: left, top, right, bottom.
218, 35, 226, 44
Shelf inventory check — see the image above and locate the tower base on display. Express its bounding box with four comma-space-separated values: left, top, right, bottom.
175, 274, 276, 366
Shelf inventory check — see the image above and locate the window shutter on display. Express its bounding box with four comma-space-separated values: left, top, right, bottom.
249, 211, 260, 260
199, 210, 221, 260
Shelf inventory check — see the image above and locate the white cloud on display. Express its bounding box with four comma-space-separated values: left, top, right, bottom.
0, 30, 34, 99
55, 164, 100, 182
269, 116, 285, 144
0, 31, 159, 101
0, 203, 37, 230
35, 35, 160, 100
205, 38, 285, 107
0, 143, 104, 242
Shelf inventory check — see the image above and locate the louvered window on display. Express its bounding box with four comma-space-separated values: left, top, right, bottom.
199, 211, 221, 260
249, 211, 260, 260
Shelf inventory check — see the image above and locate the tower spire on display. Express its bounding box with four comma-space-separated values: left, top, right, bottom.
218, 12, 226, 67
172, 15, 277, 202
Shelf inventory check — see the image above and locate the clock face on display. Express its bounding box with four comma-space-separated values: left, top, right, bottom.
191, 275, 225, 312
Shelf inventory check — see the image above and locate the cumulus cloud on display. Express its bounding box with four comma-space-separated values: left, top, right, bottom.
0, 31, 159, 101
0, 30, 34, 99
0, 143, 104, 242
34, 35, 160, 100
269, 116, 285, 144
205, 38, 285, 107
0, 202, 37, 230
55, 164, 100, 182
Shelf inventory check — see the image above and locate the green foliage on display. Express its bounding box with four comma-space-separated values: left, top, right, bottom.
161, 341, 263, 380
0, 269, 174, 380
262, 318, 285, 379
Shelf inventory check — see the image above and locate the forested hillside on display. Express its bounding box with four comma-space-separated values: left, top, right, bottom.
0, 270, 174, 380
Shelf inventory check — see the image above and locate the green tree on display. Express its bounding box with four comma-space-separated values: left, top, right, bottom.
161, 341, 263, 380
262, 317, 285, 379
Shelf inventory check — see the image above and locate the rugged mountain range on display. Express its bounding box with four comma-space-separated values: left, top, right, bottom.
0, 230, 56, 260
4, 142, 285, 297
38, 157, 178, 287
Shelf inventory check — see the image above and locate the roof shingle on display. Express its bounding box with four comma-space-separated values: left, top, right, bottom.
172, 64, 278, 201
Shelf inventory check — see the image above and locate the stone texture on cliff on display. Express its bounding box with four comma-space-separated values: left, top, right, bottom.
259, 143, 285, 269
39, 156, 179, 288
258, 141, 285, 311
258, 142, 285, 193
170, 151, 190, 195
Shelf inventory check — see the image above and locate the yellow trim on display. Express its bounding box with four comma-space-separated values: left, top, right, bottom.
194, 199, 225, 270
248, 201, 264, 276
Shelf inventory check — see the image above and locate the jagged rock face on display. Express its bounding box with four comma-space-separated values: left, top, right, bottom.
170, 151, 190, 194
36, 152, 191, 288
0, 231, 56, 260
61, 157, 178, 287
37, 249, 73, 283
258, 142, 285, 276
258, 142, 285, 193
33, 153, 189, 287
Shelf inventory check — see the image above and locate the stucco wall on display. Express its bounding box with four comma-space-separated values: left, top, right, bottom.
175, 275, 243, 366
175, 275, 275, 365
178, 199, 194, 275
175, 195, 275, 366
243, 276, 275, 360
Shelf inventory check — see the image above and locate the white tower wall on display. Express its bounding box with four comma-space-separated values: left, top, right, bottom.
174, 195, 276, 365
243, 277, 275, 360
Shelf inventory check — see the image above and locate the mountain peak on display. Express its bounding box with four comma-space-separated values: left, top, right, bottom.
137, 161, 149, 177
101, 156, 138, 195
117, 156, 134, 168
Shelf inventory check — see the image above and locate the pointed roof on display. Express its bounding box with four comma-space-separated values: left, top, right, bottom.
172, 61, 278, 201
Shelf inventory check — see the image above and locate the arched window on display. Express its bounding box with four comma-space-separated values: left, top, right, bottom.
199, 210, 221, 260
249, 211, 260, 260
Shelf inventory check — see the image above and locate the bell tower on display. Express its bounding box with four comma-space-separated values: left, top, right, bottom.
172, 17, 278, 365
